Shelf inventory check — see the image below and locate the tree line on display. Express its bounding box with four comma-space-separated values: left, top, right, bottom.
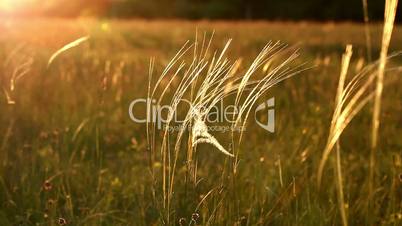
41, 0, 401, 21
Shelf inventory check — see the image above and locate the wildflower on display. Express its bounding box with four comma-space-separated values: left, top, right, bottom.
192, 213, 199, 220
191, 213, 200, 222
43, 180, 52, 191
58, 217, 67, 225
179, 218, 186, 225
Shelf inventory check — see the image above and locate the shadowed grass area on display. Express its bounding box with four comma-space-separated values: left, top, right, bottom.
0, 19, 401, 225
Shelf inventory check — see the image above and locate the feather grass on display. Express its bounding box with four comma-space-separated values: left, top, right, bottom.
147, 36, 304, 223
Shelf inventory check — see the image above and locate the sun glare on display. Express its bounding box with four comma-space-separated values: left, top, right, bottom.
0, 0, 35, 13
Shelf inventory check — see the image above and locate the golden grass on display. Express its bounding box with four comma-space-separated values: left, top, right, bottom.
369, 0, 399, 205
316, 44, 353, 226
317, 47, 376, 187
1, 12, 402, 225
334, 45, 353, 226
146, 36, 305, 223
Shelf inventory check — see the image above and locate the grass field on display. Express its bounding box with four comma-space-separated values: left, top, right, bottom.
0, 19, 402, 225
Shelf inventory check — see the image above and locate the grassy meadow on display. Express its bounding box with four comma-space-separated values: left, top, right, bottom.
0, 19, 402, 225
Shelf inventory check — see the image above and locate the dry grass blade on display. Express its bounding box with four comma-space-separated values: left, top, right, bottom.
371, 0, 398, 150
72, 118, 90, 142
362, 0, 372, 62
335, 143, 348, 226
1, 46, 33, 104
47, 36, 90, 68
10, 58, 33, 91
369, 0, 398, 204
3, 89, 15, 105
317, 45, 352, 185
332, 45, 353, 133
332, 45, 352, 226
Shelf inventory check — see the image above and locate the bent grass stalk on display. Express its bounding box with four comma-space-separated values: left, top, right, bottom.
316, 50, 390, 188
47, 36, 90, 68
2, 45, 33, 104
334, 45, 352, 226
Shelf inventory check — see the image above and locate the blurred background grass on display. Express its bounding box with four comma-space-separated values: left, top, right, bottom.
0, 19, 401, 225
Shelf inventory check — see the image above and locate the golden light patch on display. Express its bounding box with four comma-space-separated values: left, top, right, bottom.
0, 0, 36, 13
